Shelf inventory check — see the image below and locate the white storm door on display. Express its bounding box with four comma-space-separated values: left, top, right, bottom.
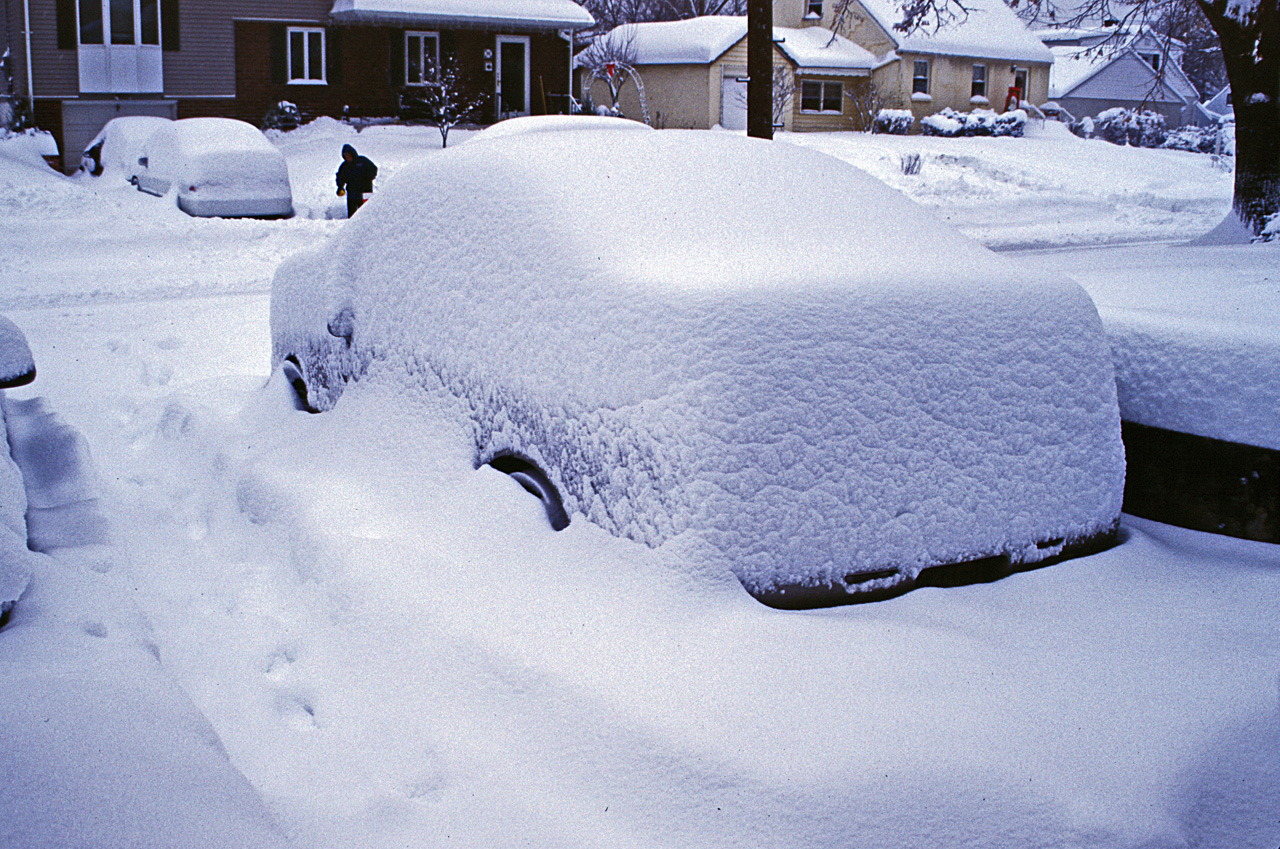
496, 35, 531, 118
720, 75, 748, 130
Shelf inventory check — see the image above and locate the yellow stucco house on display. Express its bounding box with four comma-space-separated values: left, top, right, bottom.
582, 16, 877, 131
775, 0, 1053, 124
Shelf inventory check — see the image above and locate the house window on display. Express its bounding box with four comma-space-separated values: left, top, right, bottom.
288, 26, 326, 84
806, 0, 823, 17
1140, 52, 1161, 71
912, 59, 929, 94
800, 80, 842, 113
1013, 66, 1027, 95
78, 0, 104, 44
406, 31, 440, 85
971, 64, 986, 98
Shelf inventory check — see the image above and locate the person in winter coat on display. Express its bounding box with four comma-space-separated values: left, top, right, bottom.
336, 144, 378, 218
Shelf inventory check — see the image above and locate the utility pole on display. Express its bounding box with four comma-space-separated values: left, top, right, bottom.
747, 0, 772, 139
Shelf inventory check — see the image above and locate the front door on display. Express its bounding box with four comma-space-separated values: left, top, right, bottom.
496, 35, 530, 118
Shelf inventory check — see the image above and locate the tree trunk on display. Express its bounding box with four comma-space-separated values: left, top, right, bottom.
1198, 0, 1280, 237
747, 0, 773, 139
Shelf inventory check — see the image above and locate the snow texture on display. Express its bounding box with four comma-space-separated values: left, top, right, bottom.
0, 314, 34, 386
84, 115, 173, 177
329, 0, 594, 27
857, 0, 1054, 63
273, 118, 1124, 598
0, 399, 32, 610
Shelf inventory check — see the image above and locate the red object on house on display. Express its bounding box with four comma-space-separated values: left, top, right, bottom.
1004, 86, 1023, 112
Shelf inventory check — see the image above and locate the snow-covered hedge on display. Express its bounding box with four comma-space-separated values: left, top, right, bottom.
1071, 108, 1165, 147
272, 117, 1124, 604
921, 108, 1026, 138
872, 109, 914, 134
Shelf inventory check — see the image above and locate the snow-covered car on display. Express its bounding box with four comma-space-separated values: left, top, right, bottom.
0, 314, 35, 623
0, 314, 35, 390
79, 115, 173, 179
134, 118, 293, 218
271, 117, 1125, 607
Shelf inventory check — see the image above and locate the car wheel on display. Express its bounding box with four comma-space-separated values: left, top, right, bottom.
281, 356, 318, 413
487, 453, 570, 531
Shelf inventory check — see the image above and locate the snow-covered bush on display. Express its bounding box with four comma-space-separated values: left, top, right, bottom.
262, 100, 301, 131
1092, 108, 1167, 148
921, 108, 1025, 137
1160, 125, 1219, 153
872, 109, 913, 134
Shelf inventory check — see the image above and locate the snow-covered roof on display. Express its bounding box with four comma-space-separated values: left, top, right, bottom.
608, 16, 748, 65
1203, 84, 1233, 117
857, 0, 1054, 64
775, 25, 875, 73
330, 0, 594, 30
596, 17, 872, 71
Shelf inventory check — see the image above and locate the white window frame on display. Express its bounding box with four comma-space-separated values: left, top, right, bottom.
971, 63, 987, 99
405, 30, 440, 86
1140, 52, 1161, 72
287, 26, 327, 85
799, 79, 842, 114
912, 59, 930, 94
77, 0, 163, 93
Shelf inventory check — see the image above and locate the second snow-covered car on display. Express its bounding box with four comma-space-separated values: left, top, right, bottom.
79, 115, 173, 180
271, 117, 1124, 607
134, 118, 293, 218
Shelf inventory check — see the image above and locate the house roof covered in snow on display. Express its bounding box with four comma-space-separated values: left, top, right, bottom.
775, 26, 876, 73
594, 16, 873, 71
329, 0, 594, 30
855, 0, 1053, 64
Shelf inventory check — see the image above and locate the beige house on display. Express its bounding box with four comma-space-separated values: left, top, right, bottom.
773, 0, 1054, 124
582, 16, 875, 131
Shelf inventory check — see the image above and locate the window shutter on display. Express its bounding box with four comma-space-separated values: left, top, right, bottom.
161, 0, 180, 51
270, 25, 287, 84
56, 0, 76, 49
388, 29, 404, 88
327, 27, 343, 86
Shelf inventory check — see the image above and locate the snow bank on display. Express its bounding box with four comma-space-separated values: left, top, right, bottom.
0, 395, 292, 849
273, 119, 1123, 602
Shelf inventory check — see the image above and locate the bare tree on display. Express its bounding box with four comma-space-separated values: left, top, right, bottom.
826, 0, 1279, 239
402, 56, 489, 148
845, 81, 904, 131
577, 27, 651, 122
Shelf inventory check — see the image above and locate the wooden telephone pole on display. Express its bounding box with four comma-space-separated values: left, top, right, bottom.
747, 0, 773, 139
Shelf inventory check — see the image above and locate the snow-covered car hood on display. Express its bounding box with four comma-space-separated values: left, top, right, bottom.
272, 119, 1124, 602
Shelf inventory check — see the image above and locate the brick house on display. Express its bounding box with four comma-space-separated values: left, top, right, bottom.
2, 0, 593, 171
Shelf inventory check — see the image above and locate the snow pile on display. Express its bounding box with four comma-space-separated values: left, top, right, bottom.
273, 119, 1124, 600
0, 395, 293, 848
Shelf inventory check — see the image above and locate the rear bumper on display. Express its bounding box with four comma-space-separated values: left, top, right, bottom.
177, 194, 293, 219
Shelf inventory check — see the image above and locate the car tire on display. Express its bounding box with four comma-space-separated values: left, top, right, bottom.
281, 356, 318, 413
487, 454, 570, 531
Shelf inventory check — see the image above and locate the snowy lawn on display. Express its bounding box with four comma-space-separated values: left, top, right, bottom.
0, 120, 1276, 848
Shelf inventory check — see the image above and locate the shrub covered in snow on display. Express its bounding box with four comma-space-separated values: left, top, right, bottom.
272, 117, 1124, 607
921, 108, 1026, 137
872, 109, 914, 134
262, 100, 301, 131
1091, 108, 1168, 148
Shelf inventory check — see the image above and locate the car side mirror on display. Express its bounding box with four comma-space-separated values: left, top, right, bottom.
137, 156, 148, 168
327, 306, 355, 343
